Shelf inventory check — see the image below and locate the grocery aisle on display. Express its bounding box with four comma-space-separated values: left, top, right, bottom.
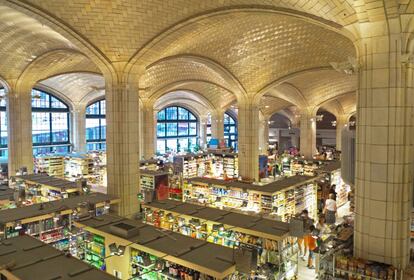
298, 256, 316, 279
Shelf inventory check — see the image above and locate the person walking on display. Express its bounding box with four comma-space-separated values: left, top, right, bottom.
305, 225, 318, 269
323, 193, 337, 225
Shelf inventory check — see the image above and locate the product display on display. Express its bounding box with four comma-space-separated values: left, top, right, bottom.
183, 176, 318, 221
75, 214, 240, 280
64, 154, 94, 178
13, 173, 81, 203
34, 155, 65, 177
143, 199, 299, 279
139, 170, 169, 203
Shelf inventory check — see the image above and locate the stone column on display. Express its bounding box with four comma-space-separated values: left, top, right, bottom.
299, 109, 316, 159
290, 122, 300, 148
71, 105, 86, 153
354, 20, 412, 268
7, 82, 33, 175
199, 115, 208, 149
142, 103, 156, 159
258, 114, 269, 154
210, 109, 224, 140
238, 100, 260, 181
335, 115, 348, 152
105, 66, 140, 217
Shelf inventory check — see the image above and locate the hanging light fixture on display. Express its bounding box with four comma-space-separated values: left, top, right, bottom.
331, 120, 337, 127
316, 114, 324, 122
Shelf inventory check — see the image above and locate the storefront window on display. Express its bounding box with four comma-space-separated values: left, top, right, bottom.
156, 106, 198, 154
32, 89, 70, 156
86, 99, 106, 151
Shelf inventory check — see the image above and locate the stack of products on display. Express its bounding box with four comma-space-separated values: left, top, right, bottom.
64, 154, 94, 178
335, 255, 396, 280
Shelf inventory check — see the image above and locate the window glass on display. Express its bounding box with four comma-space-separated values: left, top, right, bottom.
189, 123, 197, 136
166, 123, 177, 137
51, 113, 69, 142
86, 102, 100, 115
156, 106, 198, 154
178, 123, 189, 136
165, 107, 177, 120
178, 107, 189, 120
32, 112, 51, 144
31, 89, 71, 155
224, 112, 238, 150
157, 123, 166, 137
86, 99, 106, 151
86, 119, 100, 141
31, 89, 49, 108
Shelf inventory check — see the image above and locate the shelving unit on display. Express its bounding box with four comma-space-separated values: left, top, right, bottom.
64, 154, 94, 178
34, 155, 65, 177
143, 200, 299, 280
75, 214, 238, 280
139, 170, 169, 202
184, 176, 319, 221
84, 233, 106, 270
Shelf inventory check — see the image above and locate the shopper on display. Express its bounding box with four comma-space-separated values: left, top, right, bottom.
329, 184, 337, 200
305, 225, 317, 269
315, 215, 330, 236
323, 193, 337, 225
298, 210, 314, 260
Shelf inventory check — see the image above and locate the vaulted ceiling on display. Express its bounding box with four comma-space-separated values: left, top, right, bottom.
0, 0, 406, 114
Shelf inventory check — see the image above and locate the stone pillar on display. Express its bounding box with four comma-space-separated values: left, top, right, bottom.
354, 20, 412, 268
142, 103, 156, 159
71, 105, 86, 153
258, 115, 269, 154
238, 100, 260, 181
7, 83, 33, 175
105, 67, 140, 217
199, 115, 208, 149
335, 115, 348, 152
210, 109, 224, 140
299, 109, 316, 159
290, 122, 300, 148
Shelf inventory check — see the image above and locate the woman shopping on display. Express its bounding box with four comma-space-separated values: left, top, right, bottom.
323, 193, 337, 225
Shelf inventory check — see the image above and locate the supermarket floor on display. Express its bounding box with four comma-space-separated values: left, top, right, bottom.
298, 257, 316, 279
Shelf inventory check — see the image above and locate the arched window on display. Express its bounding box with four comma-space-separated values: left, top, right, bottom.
32, 89, 70, 156
0, 89, 7, 159
86, 99, 106, 151
156, 106, 198, 154
224, 112, 238, 150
